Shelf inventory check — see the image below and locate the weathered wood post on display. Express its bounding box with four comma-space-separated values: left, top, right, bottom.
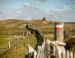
28, 44, 37, 58
8, 40, 10, 49
46, 39, 56, 58
46, 41, 51, 58
8, 32, 11, 49
74, 52, 75, 58
66, 50, 70, 58
70, 51, 73, 58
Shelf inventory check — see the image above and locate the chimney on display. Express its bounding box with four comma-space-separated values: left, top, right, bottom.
55, 22, 64, 42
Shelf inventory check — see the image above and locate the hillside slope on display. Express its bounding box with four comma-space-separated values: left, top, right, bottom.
0, 19, 75, 58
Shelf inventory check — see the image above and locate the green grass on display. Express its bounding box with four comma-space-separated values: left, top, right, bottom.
0, 35, 9, 46
0, 35, 37, 58
0, 19, 75, 58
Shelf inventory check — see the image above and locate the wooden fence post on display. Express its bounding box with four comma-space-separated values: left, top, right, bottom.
70, 51, 73, 58
66, 50, 70, 58
74, 52, 75, 58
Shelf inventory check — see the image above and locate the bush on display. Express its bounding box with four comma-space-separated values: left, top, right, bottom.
64, 29, 75, 50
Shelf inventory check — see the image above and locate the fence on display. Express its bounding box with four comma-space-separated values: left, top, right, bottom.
28, 39, 75, 58
0, 35, 25, 56
26, 22, 75, 58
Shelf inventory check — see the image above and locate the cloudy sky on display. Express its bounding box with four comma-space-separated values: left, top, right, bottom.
0, 0, 75, 22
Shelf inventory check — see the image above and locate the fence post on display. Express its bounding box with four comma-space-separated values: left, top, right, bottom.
70, 51, 73, 58
8, 40, 10, 49
55, 22, 64, 41
66, 50, 70, 58
62, 48, 66, 58
47, 45, 50, 58
37, 46, 41, 58
34, 51, 37, 58
28, 44, 37, 58
46, 39, 51, 58
74, 52, 75, 58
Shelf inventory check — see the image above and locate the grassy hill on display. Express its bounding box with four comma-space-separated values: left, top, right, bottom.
0, 19, 55, 58
0, 19, 75, 58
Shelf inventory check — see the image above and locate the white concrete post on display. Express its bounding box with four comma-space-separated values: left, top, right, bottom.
55, 22, 64, 41
55, 22, 66, 58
